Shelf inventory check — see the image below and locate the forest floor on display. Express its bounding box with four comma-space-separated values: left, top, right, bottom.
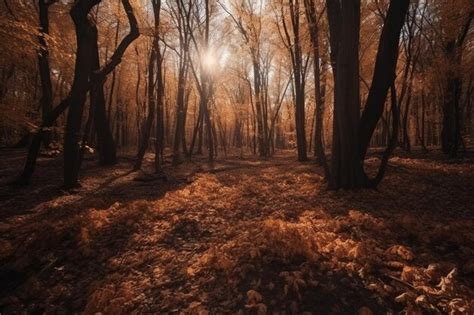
0, 148, 473, 314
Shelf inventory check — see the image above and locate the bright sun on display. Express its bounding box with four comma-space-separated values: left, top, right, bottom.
201, 50, 217, 71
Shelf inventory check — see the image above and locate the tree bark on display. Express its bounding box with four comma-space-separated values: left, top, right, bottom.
281, 0, 307, 161
154, 0, 165, 173
358, 0, 410, 161
329, 0, 365, 189
134, 45, 156, 170
91, 28, 117, 166
64, 0, 100, 189
37, 0, 55, 147
304, 0, 329, 176
441, 11, 472, 157
326, 0, 409, 189
64, 0, 138, 188
17, 98, 70, 184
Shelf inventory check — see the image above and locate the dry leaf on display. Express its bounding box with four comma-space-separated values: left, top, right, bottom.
357, 306, 373, 315
386, 245, 414, 261
246, 290, 263, 304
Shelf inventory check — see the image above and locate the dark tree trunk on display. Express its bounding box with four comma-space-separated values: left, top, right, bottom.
17, 98, 70, 184
64, 0, 138, 187
172, 0, 192, 165
419, 89, 427, 151
189, 108, 203, 156
252, 57, 266, 158
441, 12, 472, 157
155, 8, 165, 173
442, 71, 462, 157
0, 64, 15, 102
79, 97, 95, 169
64, 0, 100, 189
304, 0, 329, 176
326, 0, 409, 189
107, 15, 120, 122
372, 83, 399, 186
358, 0, 410, 161
173, 65, 187, 165
326, 0, 341, 73
134, 45, 156, 170
329, 0, 365, 189
211, 118, 218, 157
37, 0, 55, 147
401, 77, 413, 152
91, 29, 117, 166
281, 0, 307, 161
204, 98, 214, 162
181, 86, 191, 157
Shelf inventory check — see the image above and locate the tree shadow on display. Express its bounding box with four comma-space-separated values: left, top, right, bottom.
0, 173, 188, 313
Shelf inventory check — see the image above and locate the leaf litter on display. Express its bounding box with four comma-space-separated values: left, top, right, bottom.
0, 153, 473, 314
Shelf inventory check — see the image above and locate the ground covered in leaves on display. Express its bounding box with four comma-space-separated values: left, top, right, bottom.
0, 148, 473, 314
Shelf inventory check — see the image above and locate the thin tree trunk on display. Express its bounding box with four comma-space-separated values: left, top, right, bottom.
37, 0, 54, 147
134, 45, 156, 170
304, 0, 329, 176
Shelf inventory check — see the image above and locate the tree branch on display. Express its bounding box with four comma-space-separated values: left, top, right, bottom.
95, 0, 139, 79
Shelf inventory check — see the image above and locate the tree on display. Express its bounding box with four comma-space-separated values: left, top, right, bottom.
90, 29, 117, 166
278, 0, 308, 162
154, 0, 165, 173
440, 8, 472, 157
134, 17, 158, 170
188, 0, 215, 163
37, 0, 57, 148
221, 0, 269, 158
169, 0, 193, 165
63, 0, 138, 188
326, 0, 409, 189
303, 0, 329, 174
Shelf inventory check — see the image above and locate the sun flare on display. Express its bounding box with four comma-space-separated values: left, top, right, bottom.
201, 50, 217, 71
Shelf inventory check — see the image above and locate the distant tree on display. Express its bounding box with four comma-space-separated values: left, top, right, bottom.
37, 0, 57, 148
221, 0, 269, 158
304, 0, 329, 175
168, 0, 193, 165
187, 0, 215, 163
278, 0, 308, 162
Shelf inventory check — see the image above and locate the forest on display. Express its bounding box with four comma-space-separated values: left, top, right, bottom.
0, 0, 473, 313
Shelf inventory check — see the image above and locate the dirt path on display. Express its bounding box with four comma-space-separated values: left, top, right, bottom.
0, 152, 473, 314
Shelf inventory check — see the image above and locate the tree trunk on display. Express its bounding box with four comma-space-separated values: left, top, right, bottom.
252, 57, 266, 158
64, 0, 99, 189
91, 28, 117, 166
281, 0, 307, 161
189, 108, 203, 156
64, 0, 138, 184
327, 0, 409, 189
329, 0, 365, 189
304, 0, 329, 175
155, 31, 165, 173
172, 64, 187, 165
134, 45, 156, 170
358, 0, 410, 161
442, 72, 462, 157
17, 98, 70, 184
441, 12, 472, 157
37, 0, 54, 148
